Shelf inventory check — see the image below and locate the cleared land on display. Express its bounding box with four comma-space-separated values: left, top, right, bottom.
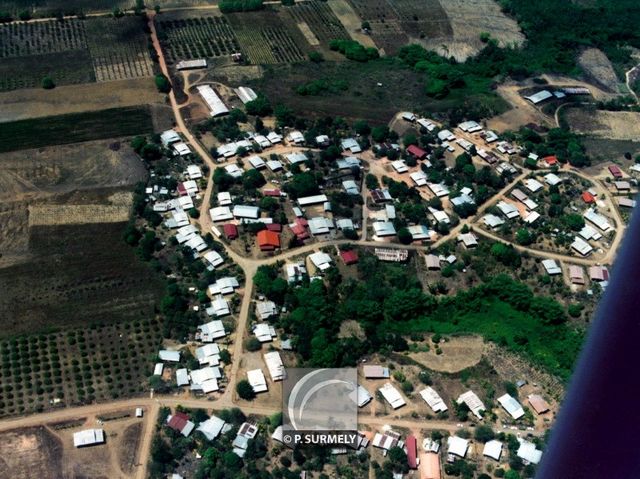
565, 107, 640, 141
419, 0, 524, 60
0, 427, 63, 478
0, 78, 160, 122
578, 48, 621, 93
0, 106, 154, 153
408, 336, 485, 373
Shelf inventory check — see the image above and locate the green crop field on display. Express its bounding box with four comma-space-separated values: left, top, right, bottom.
157, 16, 241, 64
0, 106, 154, 152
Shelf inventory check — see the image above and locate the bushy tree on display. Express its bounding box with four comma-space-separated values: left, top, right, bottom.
236, 379, 256, 400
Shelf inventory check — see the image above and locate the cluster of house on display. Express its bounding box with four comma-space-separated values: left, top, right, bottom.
165, 409, 259, 460
523, 87, 590, 105
196, 84, 259, 119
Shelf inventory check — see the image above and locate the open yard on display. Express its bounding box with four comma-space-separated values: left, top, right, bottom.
0, 426, 63, 478
0, 106, 154, 153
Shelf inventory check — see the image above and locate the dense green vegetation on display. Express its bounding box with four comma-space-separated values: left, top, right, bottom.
219, 0, 263, 14
257, 252, 582, 380
0, 106, 154, 153
329, 39, 379, 62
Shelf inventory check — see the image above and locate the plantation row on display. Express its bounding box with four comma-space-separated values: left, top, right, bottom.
0, 64, 95, 92
287, 1, 349, 44
92, 47, 154, 82
158, 16, 240, 62
0, 19, 87, 58
261, 26, 305, 63
0, 319, 162, 417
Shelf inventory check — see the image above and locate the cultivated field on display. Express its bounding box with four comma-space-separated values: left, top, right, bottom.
0, 106, 154, 153
0, 320, 162, 416
227, 10, 309, 64
287, 1, 350, 45
0, 0, 210, 15
158, 15, 241, 64
85, 16, 153, 82
0, 16, 152, 91
564, 107, 640, 141
0, 77, 160, 122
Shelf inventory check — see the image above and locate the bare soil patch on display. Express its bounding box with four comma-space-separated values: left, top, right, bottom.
0, 427, 63, 479
408, 336, 485, 373
578, 48, 621, 93
565, 108, 640, 141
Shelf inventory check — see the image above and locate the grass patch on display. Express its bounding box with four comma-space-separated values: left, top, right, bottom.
0, 106, 154, 152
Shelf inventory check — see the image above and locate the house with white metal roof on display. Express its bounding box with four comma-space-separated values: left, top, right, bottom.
571, 237, 593, 256
408, 225, 430, 240
482, 214, 505, 229
308, 216, 334, 235
457, 390, 485, 418
203, 251, 224, 269
207, 296, 230, 317
208, 276, 239, 295
198, 319, 227, 341
161, 129, 181, 147
372, 221, 396, 237
235, 86, 258, 104
349, 385, 373, 407
419, 387, 448, 413
341, 138, 361, 153
308, 251, 333, 270
497, 393, 525, 420
524, 178, 544, 193
253, 323, 277, 342
342, 180, 359, 195
447, 436, 469, 458
544, 173, 562, 186
73, 429, 105, 448
197, 85, 229, 117
248, 155, 266, 169
297, 194, 328, 206
159, 350, 180, 362
210, 206, 233, 222
264, 351, 285, 381
186, 164, 203, 179
542, 259, 562, 275
378, 383, 406, 409
497, 201, 520, 219
437, 129, 455, 141
457, 233, 478, 248
410, 171, 428, 186
176, 368, 189, 386
524, 90, 553, 104
233, 205, 260, 219
255, 301, 277, 320
266, 160, 283, 171
197, 416, 226, 440
517, 440, 543, 464
247, 369, 268, 393
584, 208, 612, 232
483, 440, 503, 461
286, 152, 308, 164
429, 207, 450, 224
266, 131, 282, 144
195, 343, 220, 366
391, 160, 409, 173
428, 183, 449, 197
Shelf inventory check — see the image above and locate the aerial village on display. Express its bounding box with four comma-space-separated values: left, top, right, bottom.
59, 75, 634, 479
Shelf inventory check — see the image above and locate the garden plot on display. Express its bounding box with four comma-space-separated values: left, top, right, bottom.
157, 16, 241, 63
228, 11, 308, 64
287, 1, 350, 45
388, 0, 453, 39
0, 320, 162, 417
85, 16, 153, 82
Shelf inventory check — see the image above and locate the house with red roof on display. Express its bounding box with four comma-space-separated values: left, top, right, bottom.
265, 223, 282, 233
257, 230, 280, 251
166, 412, 195, 437
581, 191, 596, 204
406, 435, 418, 469
543, 155, 558, 166
263, 188, 282, 197
290, 223, 309, 241
340, 250, 359, 265
223, 223, 238, 240
608, 165, 623, 179
406, 144, 427, 160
